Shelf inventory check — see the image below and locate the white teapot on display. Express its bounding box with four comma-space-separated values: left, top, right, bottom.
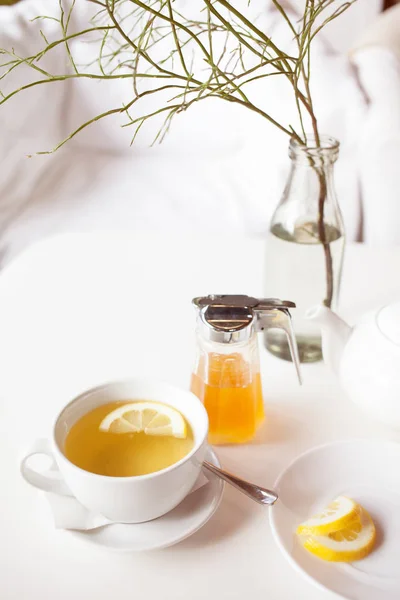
307, 303, 400, 428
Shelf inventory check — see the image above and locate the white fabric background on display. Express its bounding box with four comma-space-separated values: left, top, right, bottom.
0, 0, 397, 265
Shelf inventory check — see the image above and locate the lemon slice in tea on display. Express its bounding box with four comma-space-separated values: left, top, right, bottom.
99, 401, 187, 438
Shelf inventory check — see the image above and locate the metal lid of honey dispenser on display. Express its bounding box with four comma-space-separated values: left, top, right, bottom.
192, 295, 302, 384
192, 295, 296, 344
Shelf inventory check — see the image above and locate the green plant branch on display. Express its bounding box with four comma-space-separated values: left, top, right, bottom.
105, 0, 201, 85
219, 94, 297, 139
59, 0, 78, 74
0, 70, 196, 107
271, 1, 297, 37
132, 13, 158, 95
0, 26, 116, 84
204, 0, 315, 133
34, 103, 135, 155
204, 0, 275, 64
213, 0, 293, 71
0, 49, 54, 81
34, 78, 198, 154
0, 0, 353, 159
127, 0, 250, 105
0, 0, 355, 156
167, 0, 190, 78
317, 169, 333, 306
126, 0, 294, 133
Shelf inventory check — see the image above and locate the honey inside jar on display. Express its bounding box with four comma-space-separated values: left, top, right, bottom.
191, 352, 264, 445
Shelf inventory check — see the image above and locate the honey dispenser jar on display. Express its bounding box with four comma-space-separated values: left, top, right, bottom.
191, 295, 301, 444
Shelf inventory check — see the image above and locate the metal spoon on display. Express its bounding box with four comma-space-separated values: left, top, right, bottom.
203, 461, 278, 506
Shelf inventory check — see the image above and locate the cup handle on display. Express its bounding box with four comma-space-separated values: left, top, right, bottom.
20, 438, 73, 496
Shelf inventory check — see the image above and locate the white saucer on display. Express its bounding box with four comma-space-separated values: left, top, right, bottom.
270, 440, 400, 600
70, 447, 224, 551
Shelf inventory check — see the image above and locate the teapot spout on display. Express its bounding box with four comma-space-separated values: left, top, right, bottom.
306, 306, 352, 375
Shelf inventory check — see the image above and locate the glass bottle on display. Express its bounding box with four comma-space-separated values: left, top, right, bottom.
264, 135, 345, 363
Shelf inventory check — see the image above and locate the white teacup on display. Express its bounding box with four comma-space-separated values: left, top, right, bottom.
20, 379, 209, 523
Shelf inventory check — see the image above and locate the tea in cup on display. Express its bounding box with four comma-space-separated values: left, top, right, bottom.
64, 400, 195, 477
20, 379, 209, 523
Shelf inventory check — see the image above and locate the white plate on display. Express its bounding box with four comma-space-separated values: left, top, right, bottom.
70, 447, 224, 551
270, 440, 400, 600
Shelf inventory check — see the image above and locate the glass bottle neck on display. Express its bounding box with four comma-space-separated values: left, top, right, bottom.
289, 135, 339, 168
270, 135, 344, 243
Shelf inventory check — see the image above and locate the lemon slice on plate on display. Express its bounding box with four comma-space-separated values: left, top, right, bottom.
99, 402, 187, 438
296, 496, 359, 535
299, 508, 376, 562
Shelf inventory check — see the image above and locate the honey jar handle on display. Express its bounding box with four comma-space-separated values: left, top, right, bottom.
256, 308, 302, 385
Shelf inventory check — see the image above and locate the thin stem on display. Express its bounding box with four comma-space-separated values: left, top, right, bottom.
317, 169, 333, 307
271, 1, 297, 37
300, 1, 320, 145
205, 0, 315, 131
127, 0, 212, 64
34, 100, 136, 155
59, 0, 79, 74
105, 0, 198, 84
127, 0, 250, 107
213, 0, 293, 71
204, 0, 273, 63
35, 78, 193, 154
24, 26, 115, 65
297, 2, 332, 306
219, 95, 297, 139
167, 0, 190, 78
0, 70, 195, 109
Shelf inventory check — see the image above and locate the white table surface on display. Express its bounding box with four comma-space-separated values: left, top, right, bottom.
1, 233, 400, 600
